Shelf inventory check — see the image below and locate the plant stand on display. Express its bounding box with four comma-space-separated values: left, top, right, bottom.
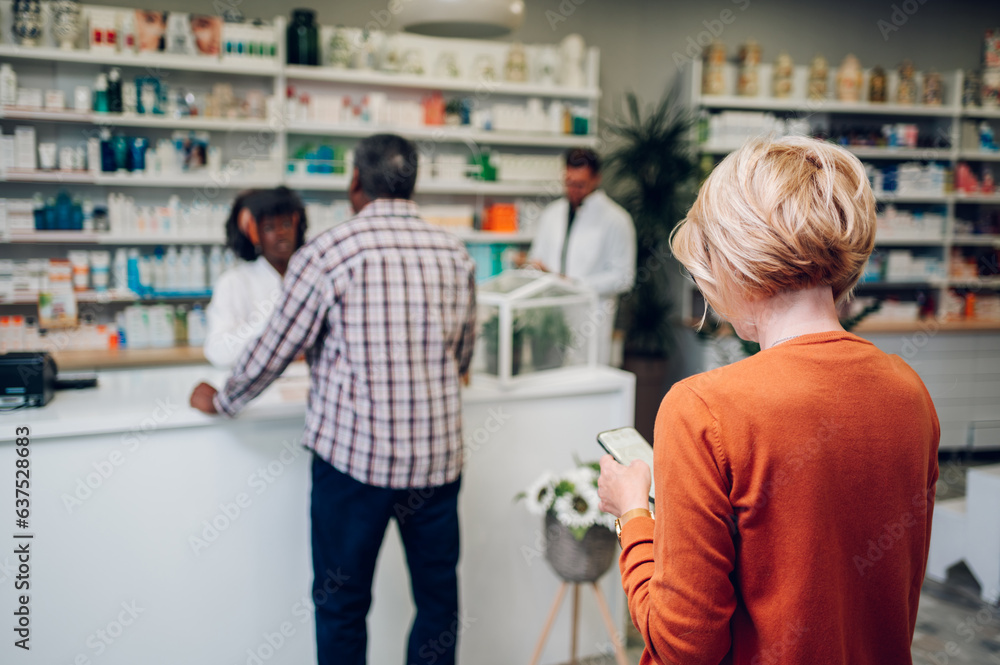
528, 581, 628, 665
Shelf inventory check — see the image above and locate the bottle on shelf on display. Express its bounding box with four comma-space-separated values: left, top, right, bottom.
107, 68, 123, 114
286, 9, 319, 66
94, 73, 109, 113
0, 64, 17, 107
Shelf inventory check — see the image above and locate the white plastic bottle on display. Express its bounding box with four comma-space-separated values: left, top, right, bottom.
0, 64, 17, 107
113, 248, 127, 291
187, 304, 208, 346
208, 245, 224, 286
165, 245, 179, 292
193, 245, 207, 291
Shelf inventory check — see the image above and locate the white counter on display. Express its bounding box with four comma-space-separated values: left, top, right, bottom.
0, 363, 635, 665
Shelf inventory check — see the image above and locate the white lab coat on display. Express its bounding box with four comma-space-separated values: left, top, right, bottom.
529, 190, 636, 364
204, 257, 284, 368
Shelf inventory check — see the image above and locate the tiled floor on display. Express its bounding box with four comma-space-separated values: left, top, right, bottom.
563, 455, 1000, 665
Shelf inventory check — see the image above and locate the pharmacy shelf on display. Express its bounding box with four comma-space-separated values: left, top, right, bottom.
452, 230, 534, 244
52, 345, 207, 371
5, 231, 224, 245
285, 174, 558, 196
947, 277, 1000, 288
953, 193, 1000, 204
98, 235, 225, 245
698, 95, 960, 117
0, 44, 279, 76
2, 170, 95, 183
958, 150, 1000, 162
874, 236, 946, 246
2, 289, 137, 305
285, 64, 600, 100
962, 107, 1000, 120
951, 235, 1000, 246
94, 173, 279, 188
875, 193, 951, 204
0, 289, 213, 306
853, 319, 1000, 334
0, 108, 275, 132
7, 230, 99, 243
856, 280, 945, 289
0, 171, 280, 188
0, 108, 94, 123
284, 65, 601, 100
848, 147, 954, 160
420, 180, 557, 195
286, 122, 597, 148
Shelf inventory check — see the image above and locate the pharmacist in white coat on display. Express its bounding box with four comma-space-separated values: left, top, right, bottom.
204, 187, 308, 368
523, 148, 636, 364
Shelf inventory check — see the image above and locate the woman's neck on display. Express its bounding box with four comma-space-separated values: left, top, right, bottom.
265, 256, 288, 277
743, 285, 845, 350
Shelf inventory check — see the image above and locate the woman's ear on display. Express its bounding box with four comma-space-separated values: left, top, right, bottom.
237, 208, 260, 247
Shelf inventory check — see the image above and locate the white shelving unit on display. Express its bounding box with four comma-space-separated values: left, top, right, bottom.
0, 13, 601, 366
682, 58, 1000, 332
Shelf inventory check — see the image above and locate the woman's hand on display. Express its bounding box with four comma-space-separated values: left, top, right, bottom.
189, 382, 219, 415
597, 455, 651, 518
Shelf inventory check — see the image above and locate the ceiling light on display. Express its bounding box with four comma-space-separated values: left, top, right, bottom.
397, 0, 525, 39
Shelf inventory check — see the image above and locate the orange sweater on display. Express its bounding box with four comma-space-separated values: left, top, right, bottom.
619, 331, 940, 665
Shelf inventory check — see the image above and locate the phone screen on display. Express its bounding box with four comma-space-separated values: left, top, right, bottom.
597, 427, 656, 501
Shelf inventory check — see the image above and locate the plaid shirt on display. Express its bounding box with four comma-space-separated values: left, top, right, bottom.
214, 199, 478, 489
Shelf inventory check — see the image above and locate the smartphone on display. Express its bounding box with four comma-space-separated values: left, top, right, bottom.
597, 427, 656, 501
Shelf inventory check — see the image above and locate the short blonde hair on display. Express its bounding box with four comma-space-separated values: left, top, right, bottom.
671, 136, 876, 319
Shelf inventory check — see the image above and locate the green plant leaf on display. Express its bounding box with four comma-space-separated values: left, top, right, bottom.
603, 85, 698, 359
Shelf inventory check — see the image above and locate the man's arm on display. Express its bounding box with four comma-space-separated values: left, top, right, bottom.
578, 211, 636, 297
455, 269, 478, 377
211, 247, 331, 417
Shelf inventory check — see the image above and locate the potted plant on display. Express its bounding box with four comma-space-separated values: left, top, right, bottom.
517, 462, 617, 583
481, 312, 526, 376
603, 86, 698, 442
444, 98, 463, 126
527, 307, 572, 371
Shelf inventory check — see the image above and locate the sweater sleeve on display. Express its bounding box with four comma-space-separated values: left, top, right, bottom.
619, 383, 737, 665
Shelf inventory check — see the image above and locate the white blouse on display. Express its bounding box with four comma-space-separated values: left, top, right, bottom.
204, 257, 284, 368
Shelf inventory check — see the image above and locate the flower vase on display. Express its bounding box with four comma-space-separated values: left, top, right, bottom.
543, 512, 616, 583
12, 0, 43, 47
51, 0, 82, 50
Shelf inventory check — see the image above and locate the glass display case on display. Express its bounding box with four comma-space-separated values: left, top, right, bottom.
473, 270, 598, 386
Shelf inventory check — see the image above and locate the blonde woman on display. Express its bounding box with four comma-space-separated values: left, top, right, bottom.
597, 137, 939, 665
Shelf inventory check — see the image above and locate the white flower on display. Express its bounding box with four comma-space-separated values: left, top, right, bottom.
563, 465, 597, 490
524, 472, 557, 516
552, 482, 601, 529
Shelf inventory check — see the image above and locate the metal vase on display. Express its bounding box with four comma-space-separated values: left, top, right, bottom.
12, 0, 43, 46
543, 512, 616, 583
50, 0, 82, 50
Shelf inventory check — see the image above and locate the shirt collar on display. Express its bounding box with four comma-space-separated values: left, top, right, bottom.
355, 198, 420, 219
572, 189, 604, 213
254, 256, 282, 280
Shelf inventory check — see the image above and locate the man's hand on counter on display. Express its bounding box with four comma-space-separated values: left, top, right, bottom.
190, 382, 219, 415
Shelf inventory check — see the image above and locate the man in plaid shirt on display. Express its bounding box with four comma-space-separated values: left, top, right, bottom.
190, 134, 478, 665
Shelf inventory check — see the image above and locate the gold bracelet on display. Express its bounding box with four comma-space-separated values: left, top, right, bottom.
615, 508, 653, 547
